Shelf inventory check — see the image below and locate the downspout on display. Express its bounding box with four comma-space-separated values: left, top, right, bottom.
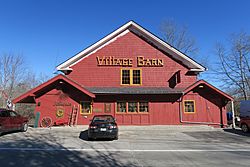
179, 93, 221, 126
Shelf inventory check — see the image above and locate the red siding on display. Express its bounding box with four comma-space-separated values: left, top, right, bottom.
151, 102, 179, 125
35, 89, 79, 126
68, 32, 196, 88
34, 89, 227, 126
182, 91, 226, 126
30, 31, 229, 127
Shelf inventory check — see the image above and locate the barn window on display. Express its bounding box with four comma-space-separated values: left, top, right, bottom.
128, 102, 138, 113
80, 101, 92, 114
116, 102, 149, 113
139, 102, 149, 112
121, 69, 142, 85
116, 102, 126, 113
184, 100, 195, 113
132, 69, 141, 85
121, 69, 130, 85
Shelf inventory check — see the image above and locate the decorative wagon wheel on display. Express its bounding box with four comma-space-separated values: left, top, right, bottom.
41, 117, 53, 128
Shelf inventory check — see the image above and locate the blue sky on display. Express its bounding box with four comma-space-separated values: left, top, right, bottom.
0, 0, 250, 87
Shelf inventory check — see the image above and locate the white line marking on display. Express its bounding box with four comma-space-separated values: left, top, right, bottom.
0, 148, 250, 152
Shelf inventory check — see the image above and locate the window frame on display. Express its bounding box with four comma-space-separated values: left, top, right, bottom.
116, 101, 127, 114
120, 69, 131, 85
183, 100, 196, 114
132, 69, 142, 85
115, 102, 149, 114
121, 68, 142, 86
127, 101, 138, 114
138, 102, 149, 113
80, 101, 92, 115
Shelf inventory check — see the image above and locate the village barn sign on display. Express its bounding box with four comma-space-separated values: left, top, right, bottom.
96, 56, 164, 67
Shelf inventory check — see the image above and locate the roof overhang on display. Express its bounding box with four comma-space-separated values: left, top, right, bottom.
86, 87, 184, 95
184, 80, 233, 101
56, 21, 206, 73
13, 74, 95, 104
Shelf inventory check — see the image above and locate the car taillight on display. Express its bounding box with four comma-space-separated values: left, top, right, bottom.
109, 125, 117, 129
89, 125, 97, 129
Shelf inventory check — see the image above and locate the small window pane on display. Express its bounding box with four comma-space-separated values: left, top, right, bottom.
133, 70, 141, 85
81, 102, 91, 114
139, 102, 148, 112
184, 101, 195, 113
128, 102, 137, 112
122, 70, 130, 84
117, 102, 126, 113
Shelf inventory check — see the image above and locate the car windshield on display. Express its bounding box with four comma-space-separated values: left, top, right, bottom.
92, 116, 114, 123
0, 109, 8, 117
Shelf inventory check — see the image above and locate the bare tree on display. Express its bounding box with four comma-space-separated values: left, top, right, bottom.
160, 20, 198, 56
0, 53, 26, 106
215, 32, 250, 100
15, 71, 50, 95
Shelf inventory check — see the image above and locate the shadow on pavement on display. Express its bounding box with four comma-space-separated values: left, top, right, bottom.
223, 128, 250, 137
0, 130, 22, 136
79, 130, 114, 141
79, 130, 88, 141
0, 130, 136, 167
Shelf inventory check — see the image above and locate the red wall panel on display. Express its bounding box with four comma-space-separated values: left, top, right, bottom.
182, 91, 226, 126
32, 31, 228, 127
67, 32, 196, 88
35, 89, 80, 127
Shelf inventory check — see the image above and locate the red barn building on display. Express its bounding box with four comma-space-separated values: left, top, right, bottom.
13, 21, 233, 127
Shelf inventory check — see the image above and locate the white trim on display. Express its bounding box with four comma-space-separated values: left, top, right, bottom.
59, 67, 73, 71
57, 21, 206, 72
56, 21, 133, 71
190, 68, 207, 72
129, 24, 206, 71
69, 29, 130, 68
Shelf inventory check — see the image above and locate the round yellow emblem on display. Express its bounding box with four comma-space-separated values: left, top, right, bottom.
56, 108, 64, 118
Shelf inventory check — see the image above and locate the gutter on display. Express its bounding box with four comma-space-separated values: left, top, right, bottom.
179, 93, 222, 126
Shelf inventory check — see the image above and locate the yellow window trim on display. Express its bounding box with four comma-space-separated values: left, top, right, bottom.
183, 100, 196, 114
115, 102, 149, 114
115, 101, 127, 114
138, 101, 149, 114
120, 68, 142, 86
127, 101, 138, 114
80, 101, 92, 115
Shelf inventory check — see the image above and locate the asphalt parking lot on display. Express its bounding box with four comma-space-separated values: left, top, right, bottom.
0, 125, 250, 167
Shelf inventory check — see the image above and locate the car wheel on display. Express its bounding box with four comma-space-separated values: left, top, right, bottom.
241, 124, 249, 133
114, 135, 118, 140
21, 122, 28, 132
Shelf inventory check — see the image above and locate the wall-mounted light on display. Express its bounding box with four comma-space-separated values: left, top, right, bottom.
198, 85, 204, 88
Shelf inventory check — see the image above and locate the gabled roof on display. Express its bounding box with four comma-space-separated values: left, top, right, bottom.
56, 21, 206, 72
184, 80, 233, 101
13, 74, 95, 103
